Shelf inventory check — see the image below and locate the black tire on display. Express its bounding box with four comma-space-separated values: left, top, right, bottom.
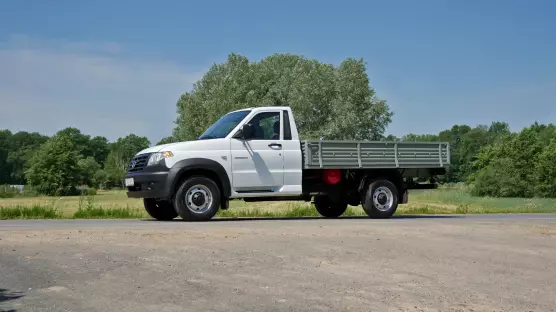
173, 176, 221, 221
143, 198, 178, 221
314, 195, 348, 218
362, 179, 399, 219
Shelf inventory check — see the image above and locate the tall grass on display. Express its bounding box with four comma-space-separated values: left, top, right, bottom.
0, 193, 145, 220
0, 204, 61, 219
72, 193, 145, 219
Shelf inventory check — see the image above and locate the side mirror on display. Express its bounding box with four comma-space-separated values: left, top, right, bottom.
237, 123, 255, 140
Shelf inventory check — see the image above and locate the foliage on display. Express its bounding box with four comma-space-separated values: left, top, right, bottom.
89, 136, 110, 165
157, 136, 178, 145
103, 134, 150, 187
535, 139, 556, 197
77, 157, 101, 186
0, 130, 49, 185
56, 128, 111, 165
468, 123, 556, 198
73, 194, 144, 218
25, 135, 83, 196
0, 185, 18, 198
172, 53, 393, 141
93, 169, 110, 190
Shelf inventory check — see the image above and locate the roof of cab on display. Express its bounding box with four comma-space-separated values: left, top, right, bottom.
229, 106, 291, 113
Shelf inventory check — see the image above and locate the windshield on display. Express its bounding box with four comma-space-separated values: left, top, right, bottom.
197, 110, 251, 140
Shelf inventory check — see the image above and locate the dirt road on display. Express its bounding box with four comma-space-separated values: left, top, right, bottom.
1, 215, 555, 312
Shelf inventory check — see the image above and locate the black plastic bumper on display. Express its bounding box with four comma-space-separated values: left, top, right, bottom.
125, 171, 170, 199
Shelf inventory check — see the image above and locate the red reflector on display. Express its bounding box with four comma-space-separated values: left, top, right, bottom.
323, 169, 342, 184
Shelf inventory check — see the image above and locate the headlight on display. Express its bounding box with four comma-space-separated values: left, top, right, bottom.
147, 151, 174, 166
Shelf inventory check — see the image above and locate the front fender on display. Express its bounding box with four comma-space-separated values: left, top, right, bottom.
165, 158, 231, 198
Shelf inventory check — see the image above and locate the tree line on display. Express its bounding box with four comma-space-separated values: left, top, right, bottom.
1, 53, 554, 198
388, 122, 556, 198
0, 128, 150, 195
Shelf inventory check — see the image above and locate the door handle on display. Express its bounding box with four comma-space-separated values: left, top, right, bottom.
268, 143, 282, 148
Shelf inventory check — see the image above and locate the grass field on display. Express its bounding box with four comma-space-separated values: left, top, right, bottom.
1, 187, 556, 219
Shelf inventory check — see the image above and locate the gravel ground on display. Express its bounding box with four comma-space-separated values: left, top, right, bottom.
1, 215, 555, 312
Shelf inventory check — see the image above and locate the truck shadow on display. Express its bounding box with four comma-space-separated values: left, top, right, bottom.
143, 215, 461, 222
0, 288, 24, 312
208, 215, 461, 222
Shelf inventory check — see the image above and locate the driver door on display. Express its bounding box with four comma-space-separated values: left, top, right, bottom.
230, 111, 284, 192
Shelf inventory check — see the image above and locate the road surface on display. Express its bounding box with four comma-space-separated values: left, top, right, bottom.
1, 214, 555, 312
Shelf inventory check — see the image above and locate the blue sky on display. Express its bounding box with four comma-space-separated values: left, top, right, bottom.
1, 0, 555, 144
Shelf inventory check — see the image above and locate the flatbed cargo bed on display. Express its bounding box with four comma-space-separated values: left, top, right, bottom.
301, 140, 450, 169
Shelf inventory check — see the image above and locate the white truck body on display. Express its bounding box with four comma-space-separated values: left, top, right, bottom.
125, 106, 449, 221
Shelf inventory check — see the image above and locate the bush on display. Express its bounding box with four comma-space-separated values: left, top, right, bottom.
86, 188, 97, 196
53, 186, 82, 196
0, 192, 16, 198
0, 185, 22, 198
469, 158, 533, 198
26, 135, 83, 196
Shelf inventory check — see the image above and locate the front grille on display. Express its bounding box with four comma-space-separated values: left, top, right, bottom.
127, 153, 152, 173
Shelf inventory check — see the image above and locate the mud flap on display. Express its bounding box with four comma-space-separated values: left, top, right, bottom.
401, 189, 409, 204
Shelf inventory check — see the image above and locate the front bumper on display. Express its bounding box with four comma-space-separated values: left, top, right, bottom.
125, 171, 170, 199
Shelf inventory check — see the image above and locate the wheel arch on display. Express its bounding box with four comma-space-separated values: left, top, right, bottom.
358, 169, 405, 203
167, 158, 231, 200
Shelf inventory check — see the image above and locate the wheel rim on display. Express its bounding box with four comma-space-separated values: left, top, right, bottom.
185, 184, 213, 214
373, 186, 394, 211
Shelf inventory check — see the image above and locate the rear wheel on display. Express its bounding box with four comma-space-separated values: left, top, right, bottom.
143, 198, 178, 221
173, 176, 221, 221
362, 179, 398, 219
314, 195, 348, 218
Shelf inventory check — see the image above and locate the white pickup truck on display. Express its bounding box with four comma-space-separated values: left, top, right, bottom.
125, 106, 450, 221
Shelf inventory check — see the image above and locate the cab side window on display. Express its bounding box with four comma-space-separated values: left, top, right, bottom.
247, 112, 280, 140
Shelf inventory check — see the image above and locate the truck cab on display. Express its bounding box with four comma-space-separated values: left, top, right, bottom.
125, 106, 449, 221
125, 106, 303, 220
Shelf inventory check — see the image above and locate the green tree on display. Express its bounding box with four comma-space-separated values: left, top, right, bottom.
104, 149, 130, 187
89, 136, 110, 165
77, 157, 101, 186
157, 136, 177, 145
0, 130, 12, 184
436, 125, 471, 182
56, 127, 91, 155
172, 53, 393, 141
104, 134, 150, 187
55, 128, 109, 165
26, 135, 83, 195
381, 134, 400, 141
535, 138, 556, 197
401, 133, 439, 142
469, 157, 525, 197
468, 124, 548, 198
6, 131, 49, 184
93, 169, 110, 189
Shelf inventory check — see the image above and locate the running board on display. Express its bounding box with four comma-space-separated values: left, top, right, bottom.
243, 195, 310, 202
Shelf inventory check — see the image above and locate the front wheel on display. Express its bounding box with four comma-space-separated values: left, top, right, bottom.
314, 195, 348, 218
143, 198, 178, 221
362, 180, 399, 219
173, 176, 221, 221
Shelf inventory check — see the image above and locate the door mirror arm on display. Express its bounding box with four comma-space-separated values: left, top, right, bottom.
234, 123, 255, 140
